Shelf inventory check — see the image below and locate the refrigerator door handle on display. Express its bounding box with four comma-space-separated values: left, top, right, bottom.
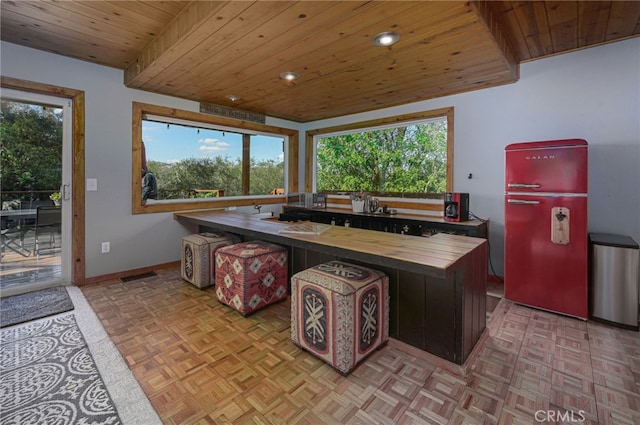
507, 183, 542, 189
507, 199, 541, 205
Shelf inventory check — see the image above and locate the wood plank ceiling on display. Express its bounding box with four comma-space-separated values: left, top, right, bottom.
1, 1, 639, 123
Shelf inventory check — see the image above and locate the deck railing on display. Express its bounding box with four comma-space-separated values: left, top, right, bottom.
1, 190, 59, 209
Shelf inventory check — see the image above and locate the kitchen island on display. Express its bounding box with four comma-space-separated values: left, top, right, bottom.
175, 210, 488, 365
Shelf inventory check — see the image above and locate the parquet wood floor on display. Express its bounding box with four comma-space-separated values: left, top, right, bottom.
81, 269, 640, 425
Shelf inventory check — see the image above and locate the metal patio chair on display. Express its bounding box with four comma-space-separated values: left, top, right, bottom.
33, 206, 62, 257
1, 215, 31, 257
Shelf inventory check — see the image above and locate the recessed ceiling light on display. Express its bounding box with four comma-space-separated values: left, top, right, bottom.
280, 71, 299, 81
225, 94, 240, 102
372, 31, 400, 47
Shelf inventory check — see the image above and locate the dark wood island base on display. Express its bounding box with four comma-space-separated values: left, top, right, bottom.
175, 211, 488, 366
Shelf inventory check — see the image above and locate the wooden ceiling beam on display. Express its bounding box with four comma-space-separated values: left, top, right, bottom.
123, 1, 259, 87
470, 1, 519, 80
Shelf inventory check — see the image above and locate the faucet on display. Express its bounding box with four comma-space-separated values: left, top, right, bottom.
254, 204, 262, 214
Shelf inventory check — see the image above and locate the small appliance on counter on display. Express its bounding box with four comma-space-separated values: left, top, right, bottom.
312, 193, 327, 209
444, 192, 469, 222
286, 192, 325, 209
380, 204, 397, 215
286, 192, 306, 207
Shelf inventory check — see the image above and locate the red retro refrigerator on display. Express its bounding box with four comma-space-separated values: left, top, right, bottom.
504, 139, 588, 319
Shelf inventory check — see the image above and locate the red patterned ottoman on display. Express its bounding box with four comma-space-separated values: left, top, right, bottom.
215, 241, 288, 316
291, 260, 389, 374
181, 232, 239, 289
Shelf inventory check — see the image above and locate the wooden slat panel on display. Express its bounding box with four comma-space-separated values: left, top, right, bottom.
483, 1, 531, 61
545, 1, 579, 52
471, 1, 518, 76
578, 1, 612, 47
125, 2, 261, 85
2, 1, 639, 122
607, 1, 640, 42
259, 59, 512, 122
199, 2, 451, 97
146, 1, 343, 93
487, 1, 640, 64
129, 1, 517, 122
180, 3, 500, 121
0, 11, 136, 67
246, 30, 501, 111
73, 1, 184, 33
1, 4, 144, 45
243, 53, 512, 120
513, 1, 555, 59
0, 1, 185, 67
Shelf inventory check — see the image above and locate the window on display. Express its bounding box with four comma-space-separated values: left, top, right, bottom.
305, 108, 453, 194
132, 102, 298, 214
143, 118, 285, 198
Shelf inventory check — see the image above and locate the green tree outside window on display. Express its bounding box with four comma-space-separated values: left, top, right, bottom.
1, 101, 62, 202
316, 120, 447, 193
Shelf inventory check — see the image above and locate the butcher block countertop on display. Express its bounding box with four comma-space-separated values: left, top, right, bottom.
174, 210, 486, 279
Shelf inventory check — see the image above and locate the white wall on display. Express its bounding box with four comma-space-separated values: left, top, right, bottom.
2, 38, 638, 278
0, 41, 298, 278
302, 38, 640, 275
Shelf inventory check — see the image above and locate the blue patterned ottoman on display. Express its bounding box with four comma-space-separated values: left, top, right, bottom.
181, 232, 239, 289
215, 241, 288, 316
291, 260, 389, 374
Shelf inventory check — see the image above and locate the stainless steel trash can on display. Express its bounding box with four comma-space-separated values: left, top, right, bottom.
589, 233, 639, 331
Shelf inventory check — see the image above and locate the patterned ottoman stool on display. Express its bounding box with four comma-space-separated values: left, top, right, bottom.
215, 241, 288, 316
291, 260, 389, 374
181, 232, 239, 289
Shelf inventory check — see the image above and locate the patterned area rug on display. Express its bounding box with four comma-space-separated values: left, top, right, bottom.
0, 313, 122, 424
0, 286, 74, 328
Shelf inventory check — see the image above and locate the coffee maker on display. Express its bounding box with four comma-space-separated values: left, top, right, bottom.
444, 192, 469, 222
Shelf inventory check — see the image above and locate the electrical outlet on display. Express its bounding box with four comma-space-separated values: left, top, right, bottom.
101, 242, 110, 253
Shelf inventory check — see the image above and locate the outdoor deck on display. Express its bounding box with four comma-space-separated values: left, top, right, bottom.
0, 233, 61, 292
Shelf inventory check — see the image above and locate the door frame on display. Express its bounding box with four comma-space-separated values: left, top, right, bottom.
1, 76, 86, 285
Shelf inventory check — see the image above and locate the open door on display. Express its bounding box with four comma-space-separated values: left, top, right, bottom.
0, 89, 72, 296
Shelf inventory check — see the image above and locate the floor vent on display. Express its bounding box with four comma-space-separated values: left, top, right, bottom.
120, 271, 157, 282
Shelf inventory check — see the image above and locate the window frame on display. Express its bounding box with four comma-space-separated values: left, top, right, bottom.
132, 102, 299, 214
304, 107, 454, 194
